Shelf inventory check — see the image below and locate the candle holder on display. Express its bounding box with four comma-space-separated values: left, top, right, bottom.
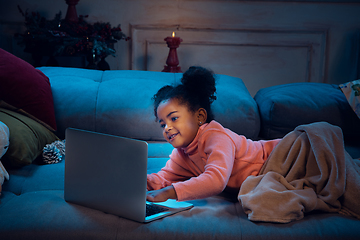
65, 0, 80, 23
162, 33, 182, 73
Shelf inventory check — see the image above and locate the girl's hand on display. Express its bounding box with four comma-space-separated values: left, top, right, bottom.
146, 185, 177, 202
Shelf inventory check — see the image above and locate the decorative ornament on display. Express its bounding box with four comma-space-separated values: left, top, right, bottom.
42, 140, 66, 164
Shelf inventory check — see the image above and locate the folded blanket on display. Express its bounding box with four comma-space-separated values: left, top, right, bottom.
238, 122, 360, 223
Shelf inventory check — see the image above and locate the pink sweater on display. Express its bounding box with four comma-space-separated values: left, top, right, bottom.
147, 120, 281, 201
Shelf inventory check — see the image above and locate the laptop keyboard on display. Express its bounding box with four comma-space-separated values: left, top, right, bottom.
146, 203, 168, 217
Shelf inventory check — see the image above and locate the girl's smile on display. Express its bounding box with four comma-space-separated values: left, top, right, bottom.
168, 132, 179, 142
157, 98, 206, 149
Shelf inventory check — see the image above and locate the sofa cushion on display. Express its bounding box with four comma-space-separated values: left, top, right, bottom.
254, 82, 360, 140
1, 143, 360, 240
0, 49, 57, 131
0, 108, 59, 167
38, 67, 260, 140
1, 177, 359, 240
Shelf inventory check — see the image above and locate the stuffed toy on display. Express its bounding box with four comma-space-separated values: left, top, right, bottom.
0, 121, 10, 195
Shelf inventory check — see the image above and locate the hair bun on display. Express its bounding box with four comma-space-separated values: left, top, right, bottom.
181, 66, 216, 103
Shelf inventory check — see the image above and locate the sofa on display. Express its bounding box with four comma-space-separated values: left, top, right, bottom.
1, 62, 360, 239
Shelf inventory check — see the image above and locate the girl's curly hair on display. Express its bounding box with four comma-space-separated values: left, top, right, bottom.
152, 66, 217, 122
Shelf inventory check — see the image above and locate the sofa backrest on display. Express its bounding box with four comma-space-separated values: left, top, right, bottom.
39, 67, 260, 141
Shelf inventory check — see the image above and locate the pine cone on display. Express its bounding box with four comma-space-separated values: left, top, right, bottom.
42, 143, 63, 164
52, 140, 66, 156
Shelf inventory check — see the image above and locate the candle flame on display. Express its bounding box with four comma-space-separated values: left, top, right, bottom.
172, 32, 175, 37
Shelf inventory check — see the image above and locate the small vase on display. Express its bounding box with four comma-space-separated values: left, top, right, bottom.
97, 57, 110, 70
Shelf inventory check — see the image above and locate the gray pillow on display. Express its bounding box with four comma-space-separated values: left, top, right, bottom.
254, 82, 360, 140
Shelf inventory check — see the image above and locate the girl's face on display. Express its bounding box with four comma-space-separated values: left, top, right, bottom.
157, 98, 203, 149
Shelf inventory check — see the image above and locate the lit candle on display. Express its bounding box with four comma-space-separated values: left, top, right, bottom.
164, 32, 182, 46
162, 32, 183, 73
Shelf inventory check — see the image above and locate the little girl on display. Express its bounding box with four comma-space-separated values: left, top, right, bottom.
146, 66, 281, 202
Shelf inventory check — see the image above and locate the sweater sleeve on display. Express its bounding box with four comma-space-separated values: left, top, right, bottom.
147, 149, 195, 191
173, 131, 236, 201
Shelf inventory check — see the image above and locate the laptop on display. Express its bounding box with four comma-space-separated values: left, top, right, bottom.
64, 128, 193, 223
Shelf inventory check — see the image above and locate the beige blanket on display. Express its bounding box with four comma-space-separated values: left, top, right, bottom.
238, 122, 360, 223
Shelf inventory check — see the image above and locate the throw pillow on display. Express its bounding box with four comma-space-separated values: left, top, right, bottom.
339, 80, 360, 119
0, 108, 59, 168
0, 48, 57, 131
254, 82, 360, 140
